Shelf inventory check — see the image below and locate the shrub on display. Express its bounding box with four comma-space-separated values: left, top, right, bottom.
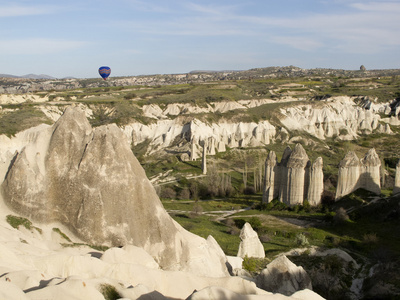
179, 188, 190, 200
259, 233, 272, 243
242, 256, 269, 273
321, 190, 335, 205
123, 92, 137, 100
334, 207, 349, 224
363, 233, 379, 244
160, 187, 176, 199
189, 203, 203, 218
295, 233, 310, 247
302, 199, 311, 212
99, 284, 121, 300
248, 217, 262, 231
234, 218, 246, 229
244, 186, 256, 195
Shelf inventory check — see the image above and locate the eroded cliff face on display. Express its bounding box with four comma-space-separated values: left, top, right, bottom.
0, 106, 229, 277
31, 96, 395, 159
279, 96, 392, 140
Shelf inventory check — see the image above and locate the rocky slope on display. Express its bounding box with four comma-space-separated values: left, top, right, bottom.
0, 106, 326, 299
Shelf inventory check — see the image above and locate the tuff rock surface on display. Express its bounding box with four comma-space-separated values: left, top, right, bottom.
262, 144, 321, 206
336, 149, 381, 199
0, 106, 229, 277
307, 157, 324, 206
256, 255, 312, 296
237, 223, 265, 259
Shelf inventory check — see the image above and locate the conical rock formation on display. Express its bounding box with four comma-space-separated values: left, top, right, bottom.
1, 106, 229, 277
256, 255, 312, 296
237, 223, 265, 259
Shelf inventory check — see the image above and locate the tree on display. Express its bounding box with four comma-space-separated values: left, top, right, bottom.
360, 65, 366, 71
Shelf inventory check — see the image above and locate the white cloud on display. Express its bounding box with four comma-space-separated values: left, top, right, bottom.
0, 5, 58, 17
271, 36, 324, 52
350, 1, 400, 12
114, 1, 400, 55
0, 38, 89, 55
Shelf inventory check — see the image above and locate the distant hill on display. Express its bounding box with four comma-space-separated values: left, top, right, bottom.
0, 73, 55, 79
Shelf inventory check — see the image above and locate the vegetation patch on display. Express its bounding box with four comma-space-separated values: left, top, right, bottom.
0, 105, 52, 137
6, 215, 42, 234
52, 228, 72, 242
99, 284, 121, 300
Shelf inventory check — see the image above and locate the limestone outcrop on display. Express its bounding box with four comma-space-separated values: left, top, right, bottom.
262, 144, 321, 206
335, 149, 381, 199
256, 255, 312, 296
0, 106, 229, 277
237, 223, 265, 259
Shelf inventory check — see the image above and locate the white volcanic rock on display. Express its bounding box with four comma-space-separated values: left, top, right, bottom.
280, 96, 385, 140
307, 157, 324, 206
101, 245, 160, 269
238, 99, 276, 108
262, 151, 279, 203
336, 149, 381, 199
0, 106, 229, 277
360, 148, 381, 195
256, 255, 312, 296
280, 144, 310, 206
142, 104, 164, 119
145, 99, 277, 119
237, 223, 265, 259
213, 101, 246, 113
123, 118, 276, 156
336, 151, 361, 199
394, 160, 400, 195
0, 94, 49, 105
0, 202, 315, 299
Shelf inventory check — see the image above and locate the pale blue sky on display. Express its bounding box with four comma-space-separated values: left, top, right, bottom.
1, 0, 399, 78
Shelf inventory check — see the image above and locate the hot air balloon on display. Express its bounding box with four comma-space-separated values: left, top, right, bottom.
98, 66, 111, 80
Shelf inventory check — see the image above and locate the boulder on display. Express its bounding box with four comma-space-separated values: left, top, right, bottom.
237, 223, 265, 259
256, 255, 312, 296
1, 106, 229, 277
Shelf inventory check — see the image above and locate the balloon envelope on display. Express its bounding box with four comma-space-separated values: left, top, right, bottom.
98, 66, 111, 80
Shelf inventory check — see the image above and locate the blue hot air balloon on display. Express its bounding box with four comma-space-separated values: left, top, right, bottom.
98, 66, 111, 80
